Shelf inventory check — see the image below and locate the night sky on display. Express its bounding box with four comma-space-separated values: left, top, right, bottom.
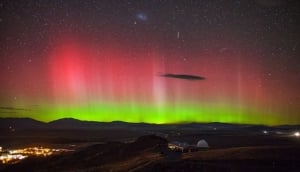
0, 0, 300, 125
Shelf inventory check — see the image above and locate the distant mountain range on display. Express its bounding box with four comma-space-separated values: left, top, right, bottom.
0, 117, 153, 130
0, 117, 299, 132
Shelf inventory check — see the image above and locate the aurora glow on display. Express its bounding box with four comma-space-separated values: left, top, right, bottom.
0, 1, 299, 125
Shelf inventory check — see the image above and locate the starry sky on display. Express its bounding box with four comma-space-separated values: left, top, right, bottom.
0, 0, 299, 125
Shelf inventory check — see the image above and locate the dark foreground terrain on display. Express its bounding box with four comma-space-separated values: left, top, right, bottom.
0, 118, 300, 171
1, 135, 300, 172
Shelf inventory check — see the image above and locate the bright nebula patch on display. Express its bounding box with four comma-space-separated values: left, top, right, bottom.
136, 13, 148, 21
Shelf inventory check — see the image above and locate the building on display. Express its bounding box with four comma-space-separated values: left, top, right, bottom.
168, 139, 209, 152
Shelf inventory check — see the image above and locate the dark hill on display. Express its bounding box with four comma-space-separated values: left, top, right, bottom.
2, 136, 300, 172
0, 117, 299, 132
1, 135, 168, 172
47, 118, 100, 129
0, 117, 45, 130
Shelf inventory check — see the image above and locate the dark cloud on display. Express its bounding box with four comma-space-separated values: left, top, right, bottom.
0, 107, 31, 111
160, 73, 206, 81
